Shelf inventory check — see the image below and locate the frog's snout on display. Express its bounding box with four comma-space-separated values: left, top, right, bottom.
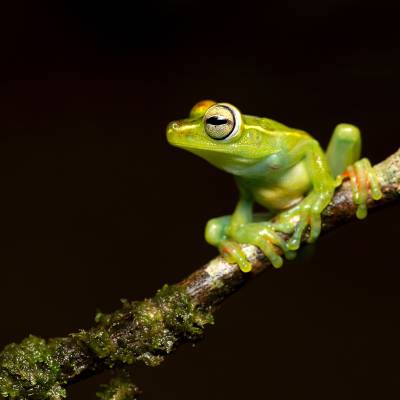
167, 121, 180, 131
166, 120, 181, 144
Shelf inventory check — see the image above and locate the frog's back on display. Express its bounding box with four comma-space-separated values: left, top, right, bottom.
243, 114, 311, 150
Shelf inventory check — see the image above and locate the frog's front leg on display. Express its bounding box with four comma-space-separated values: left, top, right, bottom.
326, 123, 382, 219
272, 139, 337, 251
204, 185, 251, 271
229, 221, 296, 269
205, 188, 292, 271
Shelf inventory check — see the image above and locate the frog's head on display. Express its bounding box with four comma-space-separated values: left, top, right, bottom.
167, 100, 277, 175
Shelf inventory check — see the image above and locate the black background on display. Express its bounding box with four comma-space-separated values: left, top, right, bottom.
0, 1, 399, 399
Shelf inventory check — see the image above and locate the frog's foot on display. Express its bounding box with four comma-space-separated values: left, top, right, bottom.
218, 240, 253, 272
206, 216, 295, 271
206, 216, 253, 272
230, 222, 296, 269
271, 189, 334, 251
343, 158, 382, 219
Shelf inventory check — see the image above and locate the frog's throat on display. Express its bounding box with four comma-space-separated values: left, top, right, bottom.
185, 147, 268, 177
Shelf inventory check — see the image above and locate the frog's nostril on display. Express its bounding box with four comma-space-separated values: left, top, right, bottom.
167, 121, 180, 144
167, 122, 179, 132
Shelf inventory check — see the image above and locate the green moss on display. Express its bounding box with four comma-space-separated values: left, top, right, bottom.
0, 335, 65, 400
77, 284, 214, 367
96, 370, 140, 400
0, 285, 214, 399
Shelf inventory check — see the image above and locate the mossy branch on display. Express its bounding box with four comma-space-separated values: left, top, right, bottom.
0, 149, 399, 400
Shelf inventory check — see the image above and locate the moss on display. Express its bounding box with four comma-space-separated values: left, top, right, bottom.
0, 285, 214, 399
96, 370, 140, 400
77, 284, 214, 367
0, 335, 65, 400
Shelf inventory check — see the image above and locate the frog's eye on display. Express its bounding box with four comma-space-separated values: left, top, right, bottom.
204, 104, 241, 140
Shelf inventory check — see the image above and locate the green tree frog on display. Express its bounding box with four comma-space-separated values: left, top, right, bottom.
167, 100, 382, 271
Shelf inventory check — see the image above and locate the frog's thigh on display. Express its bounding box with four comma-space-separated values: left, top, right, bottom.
326, 123, 361, 177
205, 216, 231, 246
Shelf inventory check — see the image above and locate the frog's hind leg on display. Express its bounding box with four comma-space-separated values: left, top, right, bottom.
345, 159, 382, 218
326, 123, 382, 219
326, 123, 361, 178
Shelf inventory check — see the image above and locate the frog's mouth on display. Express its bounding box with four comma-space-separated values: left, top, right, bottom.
167, 127, 264, 175
168, 133, 255, 160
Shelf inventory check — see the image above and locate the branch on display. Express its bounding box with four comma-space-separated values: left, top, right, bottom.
181, 149, 400, 310
0, 149, 399, 400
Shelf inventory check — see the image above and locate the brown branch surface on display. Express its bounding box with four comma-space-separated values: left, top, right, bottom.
0, 149, 399, 400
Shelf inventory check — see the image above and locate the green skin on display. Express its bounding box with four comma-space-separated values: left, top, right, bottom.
167, 101, 382, 271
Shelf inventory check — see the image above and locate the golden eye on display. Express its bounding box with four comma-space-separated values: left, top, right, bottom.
204, 104, 240, 140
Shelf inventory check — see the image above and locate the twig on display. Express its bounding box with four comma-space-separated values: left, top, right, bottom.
0, 149, 399, 400
181, 149, 400, 310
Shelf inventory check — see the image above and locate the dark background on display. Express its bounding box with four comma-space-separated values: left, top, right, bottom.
0, 1, 399, 399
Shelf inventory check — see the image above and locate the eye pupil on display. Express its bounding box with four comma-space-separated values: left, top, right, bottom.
206, 116, 228, 126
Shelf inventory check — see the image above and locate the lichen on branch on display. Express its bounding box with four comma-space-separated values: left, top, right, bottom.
96, 370, 140, 400
0, 335, 67, 400
0, 285, 213, 400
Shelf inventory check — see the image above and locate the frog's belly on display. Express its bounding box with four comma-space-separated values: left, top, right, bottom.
252, 162, 311, 211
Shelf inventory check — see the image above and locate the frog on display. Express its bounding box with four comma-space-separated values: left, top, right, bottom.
167, 100, 382, 272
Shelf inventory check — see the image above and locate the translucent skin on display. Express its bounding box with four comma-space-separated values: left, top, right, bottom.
167, 101, 382, 271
